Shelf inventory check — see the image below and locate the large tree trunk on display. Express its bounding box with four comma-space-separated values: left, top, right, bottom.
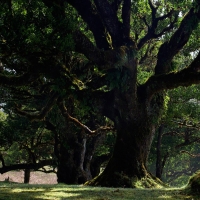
86, 120, 160, 187
86, 87, 165, 188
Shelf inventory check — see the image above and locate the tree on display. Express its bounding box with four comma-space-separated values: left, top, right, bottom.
45, 105, 112, 184
149, 85, 200, 186
0, 110, 56, 183
1, 0, 200, 188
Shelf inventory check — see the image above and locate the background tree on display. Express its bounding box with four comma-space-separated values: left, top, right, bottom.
149, 84, 200, 186
0, 109, 56, 183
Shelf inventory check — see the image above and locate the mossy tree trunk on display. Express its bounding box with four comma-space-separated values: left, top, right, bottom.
86, 89, 164, 187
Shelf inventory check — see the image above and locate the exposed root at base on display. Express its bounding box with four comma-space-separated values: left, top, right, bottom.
85, 172, 166, 188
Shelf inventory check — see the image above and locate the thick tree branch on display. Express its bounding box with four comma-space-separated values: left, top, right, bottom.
15, 92, 59, 121
73, 31, 136, 70
66, 0, 110, 49
155, 6, 200, 74
122, 0, 131, 40
142, 52, 200, 99
94, 0, 122, 47
111, 0, 123, 13
139, 42, 155, 65
57, 99, 114, 136
42, 0, 110, 49
0, 160, 56, 174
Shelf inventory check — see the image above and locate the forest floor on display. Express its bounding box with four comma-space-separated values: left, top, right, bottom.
0, 183, 199, 200
0, 171, 199, 200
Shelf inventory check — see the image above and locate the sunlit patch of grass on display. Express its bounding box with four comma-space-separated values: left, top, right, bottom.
0, 182, 199, 200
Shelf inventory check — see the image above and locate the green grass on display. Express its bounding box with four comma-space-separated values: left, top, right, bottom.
0, 183, 199, 200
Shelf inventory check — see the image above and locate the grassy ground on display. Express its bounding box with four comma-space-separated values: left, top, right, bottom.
0, 183, 199, 200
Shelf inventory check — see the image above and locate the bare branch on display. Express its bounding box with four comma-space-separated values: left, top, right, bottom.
148, 0, 157, 13
57, 99, 114, 136
142, 16, 150, 28
180, 150, 200, 157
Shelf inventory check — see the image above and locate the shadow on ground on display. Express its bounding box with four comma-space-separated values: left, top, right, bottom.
0, 183, 199, 200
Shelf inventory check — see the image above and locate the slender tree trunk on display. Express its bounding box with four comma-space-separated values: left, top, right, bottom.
84, 133, 107, 179
24, 168, 31, 183
155, 125, 170, 180
156, 125, 164, 179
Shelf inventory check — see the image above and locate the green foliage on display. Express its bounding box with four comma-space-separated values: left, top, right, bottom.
137, 67, 153, 84
95, 132, 116, 156
149, 84, 200, 186
0, 0, 75, 56
0, 110, 54, 166
0, 111, 7, 121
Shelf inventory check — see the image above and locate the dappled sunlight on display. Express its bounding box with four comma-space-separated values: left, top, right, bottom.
0, 183, 199, 199
36, 191, 81, 199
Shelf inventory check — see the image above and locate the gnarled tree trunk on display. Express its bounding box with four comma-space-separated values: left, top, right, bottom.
56, 127, 107, 184
86, 83, 165, 187
86, 123, 160, 187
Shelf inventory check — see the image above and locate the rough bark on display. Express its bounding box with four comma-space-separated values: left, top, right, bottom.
86, 85, 165, 187
86, 119, 162, 188
56, 129, 88, 184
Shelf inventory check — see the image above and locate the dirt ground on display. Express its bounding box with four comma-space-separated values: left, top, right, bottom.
0, 170, 57, 184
